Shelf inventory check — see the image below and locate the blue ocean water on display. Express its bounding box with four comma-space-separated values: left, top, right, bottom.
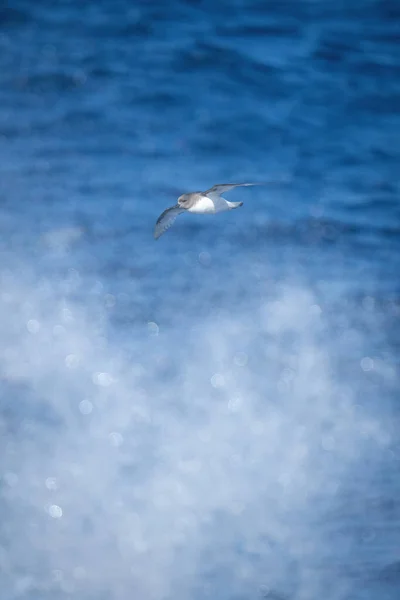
0, 1, 399, 598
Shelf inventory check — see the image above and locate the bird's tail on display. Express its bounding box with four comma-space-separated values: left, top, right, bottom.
227, 201, 243, 210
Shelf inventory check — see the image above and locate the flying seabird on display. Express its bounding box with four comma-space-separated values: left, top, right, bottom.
154, 182, 267, 240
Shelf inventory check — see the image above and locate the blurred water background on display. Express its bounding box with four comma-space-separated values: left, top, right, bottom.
0, 1, 399, 599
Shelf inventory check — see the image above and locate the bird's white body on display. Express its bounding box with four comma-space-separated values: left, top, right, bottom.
187, 193, 233, 214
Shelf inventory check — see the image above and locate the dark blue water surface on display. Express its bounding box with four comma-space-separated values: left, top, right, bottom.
1, 1, 399, 599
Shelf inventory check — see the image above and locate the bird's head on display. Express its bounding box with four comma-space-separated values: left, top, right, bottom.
178, 193, 191, 208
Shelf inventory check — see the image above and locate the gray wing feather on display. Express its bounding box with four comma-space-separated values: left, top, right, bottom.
205, 183, 263, 196
154, 204, 184, 240
205, 180, 288, 196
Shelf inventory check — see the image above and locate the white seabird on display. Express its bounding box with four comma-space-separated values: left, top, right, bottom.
154, 182, 266, 240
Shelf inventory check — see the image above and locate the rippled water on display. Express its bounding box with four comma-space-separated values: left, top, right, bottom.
0, 1, 399, 599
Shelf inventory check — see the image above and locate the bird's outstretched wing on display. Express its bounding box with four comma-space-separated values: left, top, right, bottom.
205, 183, 264, 196
205, 180, 288, 196
154, 204, 185, 239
